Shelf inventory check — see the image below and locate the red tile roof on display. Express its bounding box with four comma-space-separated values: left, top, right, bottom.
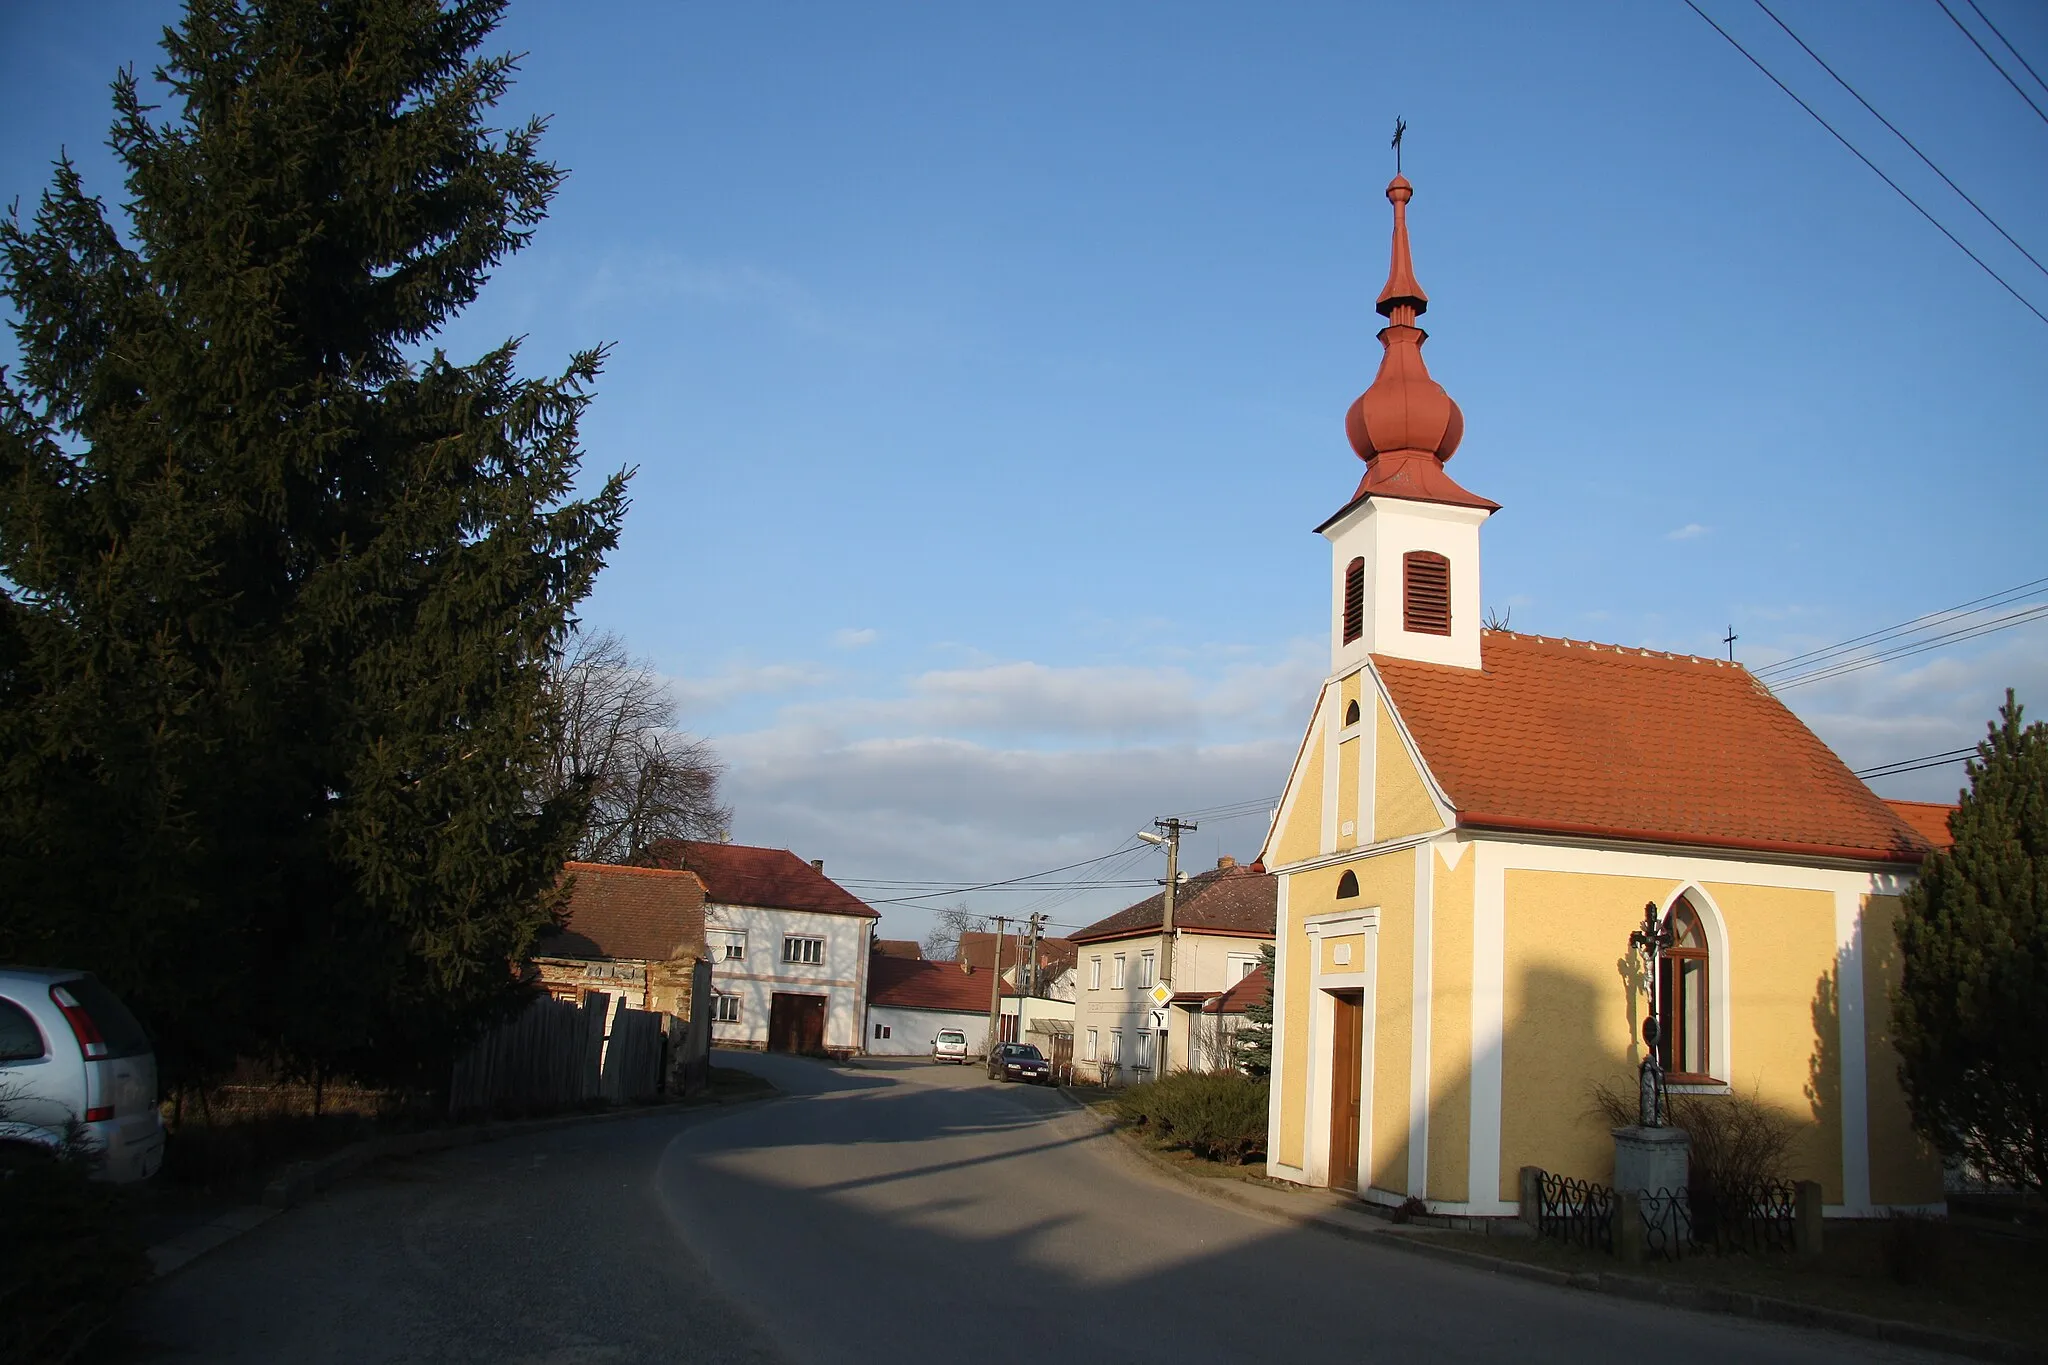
637, 840, 879, 918
1070, 864, 1277, 945
1884, 800, 1956, 853
1372, 632, 1930, 865
874, 939, 925, 960
867, 957, 999, 1013
1204, 965, 1271, 1015
535, 863, 707, 963
957, 930, 1080, 978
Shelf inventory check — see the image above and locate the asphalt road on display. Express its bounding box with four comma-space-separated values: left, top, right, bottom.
121, 1052, 1960, 1364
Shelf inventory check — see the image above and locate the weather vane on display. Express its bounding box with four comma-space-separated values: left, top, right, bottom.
1391, 116, 1407, 174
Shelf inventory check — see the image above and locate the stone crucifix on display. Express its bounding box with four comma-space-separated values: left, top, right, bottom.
1627, 900, 1673, 1128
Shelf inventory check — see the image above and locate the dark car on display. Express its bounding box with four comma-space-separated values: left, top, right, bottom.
991, 1041, 1051, 1084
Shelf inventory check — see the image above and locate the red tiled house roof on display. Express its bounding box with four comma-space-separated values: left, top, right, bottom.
536, 863, 708, 963
956, 930, 1080, 978
868, 957, 1000, 1013
1070, 864, 1277, 946
1884, 800, 1956, 853
873, 939, 925, 960
638, 839, 879, 918
1372, 632, 1931, 865
1204, 964, 1271, 1015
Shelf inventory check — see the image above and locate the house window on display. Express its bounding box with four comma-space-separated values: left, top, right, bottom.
782, 935, 824, 965
1228, 955, 1257, 983
873, 1023, 891, 1040
710, 930, 747, 961
1658, 901, 1713, 1081
1109, 1028, 1123, 1062
1343, 557, 1366, 644
1336, 870, 1359, 898
1112, 954, 1127, 989
1344, 698, 1361, 726
1133, 1029, 1156, 1072
1085, 1027, 1099, 1061
1089, 956, 1102, 991
1403, 551, 1451, 635
712, 993, 741, 1023
1138, 951, 1156, 988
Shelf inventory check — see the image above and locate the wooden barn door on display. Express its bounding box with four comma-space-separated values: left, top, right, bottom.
769, 993, 826, 1054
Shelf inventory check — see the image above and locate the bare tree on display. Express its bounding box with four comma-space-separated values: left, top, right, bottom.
920, 904, 991, 962
545, 630, 731, 862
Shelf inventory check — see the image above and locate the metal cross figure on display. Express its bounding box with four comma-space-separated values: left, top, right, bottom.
1391, 116, 1407, 174
1627, 901, 1674, 1127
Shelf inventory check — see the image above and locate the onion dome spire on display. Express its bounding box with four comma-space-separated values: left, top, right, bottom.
1339, 175, 1497, 512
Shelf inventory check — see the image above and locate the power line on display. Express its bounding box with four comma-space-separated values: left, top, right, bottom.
1681, 0, 2048, 327
1964, 0, 2048, 101
1753, 573, 2048, 678
855, 839, 1146, 907
1933, 0, 2048, 129
1752, 0, 2048, 284
1854, 746, 1976, 779
1770, 602, 2048, 691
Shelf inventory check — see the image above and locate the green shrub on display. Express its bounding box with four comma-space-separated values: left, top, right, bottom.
0, 1152, 150, 1364
1114, 1069, 1269, 1163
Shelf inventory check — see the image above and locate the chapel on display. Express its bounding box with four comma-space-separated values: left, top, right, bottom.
1256, 173, 1943, 1217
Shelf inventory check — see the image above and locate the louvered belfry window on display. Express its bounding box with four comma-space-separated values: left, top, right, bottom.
1403, 552, 1451, 635
1342, 558, 1366, 644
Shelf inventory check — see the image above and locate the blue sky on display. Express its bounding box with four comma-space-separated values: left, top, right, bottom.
5, 1, 2045, 942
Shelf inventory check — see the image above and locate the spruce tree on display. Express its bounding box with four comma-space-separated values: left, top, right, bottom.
1892, 690, 2048, 1194
0, 0, 626, 1088
1236, 942, 1276, 1076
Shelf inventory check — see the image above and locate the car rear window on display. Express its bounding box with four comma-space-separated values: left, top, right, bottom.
56, 976, 152, 1059
0, 999, 45, 1062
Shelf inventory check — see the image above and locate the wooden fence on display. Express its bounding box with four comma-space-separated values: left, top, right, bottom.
450, 994, 671, 1116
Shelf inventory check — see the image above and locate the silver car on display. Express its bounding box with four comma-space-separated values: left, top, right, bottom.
0, 967, 165, 1182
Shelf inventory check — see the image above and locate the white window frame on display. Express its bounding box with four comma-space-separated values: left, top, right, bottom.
1138, 950, 1156, 988
782, 934, 825, 966
1109, 1028, 1123, 1062
1112, 954, 1126, 989
710, 930, 747, 962
711, 993, 741, 1024
1134, 1029, 1155, 1072
1084, 1027, 1099, 1061
1089, 956, 1102, 991
1228, 954, 1258, 983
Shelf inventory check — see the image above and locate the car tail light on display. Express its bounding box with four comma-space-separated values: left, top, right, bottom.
83, 1106, 114, 1122
50, 984, 109, 1060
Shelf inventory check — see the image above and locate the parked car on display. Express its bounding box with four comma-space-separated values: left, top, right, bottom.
0, 967, 164, 1182
931, 1028, 970, 1064
991, 1041, 1051, 1085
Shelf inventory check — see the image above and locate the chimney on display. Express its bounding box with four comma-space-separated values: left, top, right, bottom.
1217, 855, 1237, 870
810, 859, 824, 871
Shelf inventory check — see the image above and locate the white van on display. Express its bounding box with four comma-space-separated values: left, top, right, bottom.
931, 1029, 970, 1064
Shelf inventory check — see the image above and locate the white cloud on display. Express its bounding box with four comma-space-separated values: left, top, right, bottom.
831, 627, 879, 650
667, 662, 827, 715
1664, 523, 1710, 541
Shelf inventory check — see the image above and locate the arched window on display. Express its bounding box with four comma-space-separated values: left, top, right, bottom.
1344, 699, 1361, 726
1342, 558, 1366, 644
1403, 551, 1450, 635
1658, 901, 1712, 1080
1336, 871, 1359, 899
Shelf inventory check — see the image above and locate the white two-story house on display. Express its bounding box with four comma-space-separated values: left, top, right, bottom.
641, 839, 878, 1057
1070, 856, 1275, 1082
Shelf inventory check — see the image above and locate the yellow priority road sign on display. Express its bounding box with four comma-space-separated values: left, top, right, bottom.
1149, 982, 1173, 1009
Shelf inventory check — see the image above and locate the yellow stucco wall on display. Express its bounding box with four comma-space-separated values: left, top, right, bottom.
1277, 910, 1312, 1169
1271, 723, 1326, 868
1861, 894, 1945, 1205
1428, 845, 1474, 1203
1359, 853, 1414, 1195
1699, 881, 1844, 1199
1498, 869, 1656, 1199
1339, 670, 1362, 726
1321, 933, 1365, 974
1337, 736, 1360, 851
1372, 696, 1438, 843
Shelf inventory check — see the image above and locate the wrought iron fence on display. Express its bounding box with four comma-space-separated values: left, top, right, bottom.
1642, 1180, 1799, 1260
1536, 1171, 1615, 1254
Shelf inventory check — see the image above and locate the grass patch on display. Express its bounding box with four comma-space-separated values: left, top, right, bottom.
1438, 1217, 2048, 1353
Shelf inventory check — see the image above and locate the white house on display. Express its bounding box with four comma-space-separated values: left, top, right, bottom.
641, 839, 878, 1057
865, 955, 1001, 1058
1071, 857, 1274, 1082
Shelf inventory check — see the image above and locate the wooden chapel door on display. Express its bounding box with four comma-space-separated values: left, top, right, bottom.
1329, 990, 1364, 1191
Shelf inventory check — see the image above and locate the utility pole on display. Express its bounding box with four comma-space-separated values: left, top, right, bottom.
1024, 913, 1045, 998
984, 914, 1008, 1070
1153, 817, 1196, 989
